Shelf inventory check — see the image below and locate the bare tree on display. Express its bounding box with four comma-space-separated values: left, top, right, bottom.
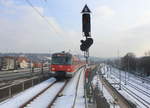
121, 52, 137, 72
144, 52, 148, 56
148, 50, 150, 56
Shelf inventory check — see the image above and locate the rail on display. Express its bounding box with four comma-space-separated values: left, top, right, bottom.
122, 85, 150, 108
84, 67, 88, 108
111, 71, 150, 98
20, 80, 57, 108
48, 80, 69, 108
72, 67, 82, 108
111, 75, 150, 108
101, 76, 136, 108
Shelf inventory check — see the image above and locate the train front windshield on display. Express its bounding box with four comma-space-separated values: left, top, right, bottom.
51, 55, 72, 65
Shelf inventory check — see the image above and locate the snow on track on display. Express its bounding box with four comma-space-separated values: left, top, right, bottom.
0, 78, 56, 108
94, 76, 120, 108
101, 65, 150, 108
25, 81, 66, 108
111, 67, 150, 91
52, 68, 84, 108
111, 70, 150, 96
73, 68, 85, 108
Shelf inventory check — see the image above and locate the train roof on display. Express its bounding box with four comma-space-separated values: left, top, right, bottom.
52, 52, 72, 57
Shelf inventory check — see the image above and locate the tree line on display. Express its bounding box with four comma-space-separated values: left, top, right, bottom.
121, 52, 150, 76
107, 52, 150, 77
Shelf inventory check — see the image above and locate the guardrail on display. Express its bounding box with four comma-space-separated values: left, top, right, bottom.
0, 67, 49, 75
0, 67, 49, 82
0, 74, 50, 102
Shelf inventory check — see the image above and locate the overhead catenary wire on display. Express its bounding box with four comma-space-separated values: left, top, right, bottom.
25, 0, 61, 36
39, 0, 47, 8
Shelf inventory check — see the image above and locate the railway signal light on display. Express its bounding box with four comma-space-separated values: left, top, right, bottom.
82, 14, 91, 36
80, 38, 93, 51
81, 5, 91, 37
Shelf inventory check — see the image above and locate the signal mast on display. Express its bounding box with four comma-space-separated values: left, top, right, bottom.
80, 5, 93, 65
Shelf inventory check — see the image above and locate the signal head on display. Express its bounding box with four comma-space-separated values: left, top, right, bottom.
81, 40, 84, 43
80, 38, 93, 51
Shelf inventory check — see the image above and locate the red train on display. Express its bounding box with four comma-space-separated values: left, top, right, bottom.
50, 52, 82, 78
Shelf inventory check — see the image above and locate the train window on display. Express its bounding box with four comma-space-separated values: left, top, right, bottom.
65, 57, 72, 64
51, 56, 72, 65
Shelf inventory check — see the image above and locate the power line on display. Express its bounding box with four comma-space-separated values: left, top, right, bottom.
25, 0, 61, 36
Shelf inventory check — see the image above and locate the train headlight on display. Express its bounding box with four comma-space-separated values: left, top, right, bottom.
67, 68, 71, 71
51, 68, 55, 71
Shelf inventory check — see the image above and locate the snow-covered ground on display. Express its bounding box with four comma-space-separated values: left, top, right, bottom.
92, 70, 120, 108
25, 81, 66, 108
73, 68, 85, 108
52, 68, 85, 108
0, 78, 56, 108
0, 67, 86, 108
101, 64, 150, 108
110, 68, 150, 90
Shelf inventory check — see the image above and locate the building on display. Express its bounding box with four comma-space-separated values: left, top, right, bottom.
1, 56, 16, 70
17, 57, 29, 69
33, 62, 42, 68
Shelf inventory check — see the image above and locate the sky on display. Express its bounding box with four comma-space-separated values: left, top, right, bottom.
0, 0, 150, 58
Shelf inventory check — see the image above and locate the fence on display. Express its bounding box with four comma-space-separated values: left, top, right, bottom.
0, 74, 50, 102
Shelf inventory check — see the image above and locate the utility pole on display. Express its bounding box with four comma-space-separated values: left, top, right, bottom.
125, 70, 127, 85
118, 50, 121, 90
125, 57, 129, 85
128, 56, 130, 80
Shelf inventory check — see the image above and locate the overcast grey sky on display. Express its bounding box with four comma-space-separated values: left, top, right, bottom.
0, 0, 150, 57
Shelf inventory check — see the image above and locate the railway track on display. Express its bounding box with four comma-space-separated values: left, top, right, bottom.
48, 80, 68, 108
122, 86, 150, 108
19, 80, 68, 108
111, 72, 150, 98
0, 67, 84, 108
111, 76, 150, 108
111, 68, 150, 90
20, 69, 84, 108
127, 78, 150, 90
130, 73, 150, 84
127, 82, 150, 98
72, 67, 82, 108
51, 68, 84, 108
100, 77, 136, 108
19, 74, 83, 108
